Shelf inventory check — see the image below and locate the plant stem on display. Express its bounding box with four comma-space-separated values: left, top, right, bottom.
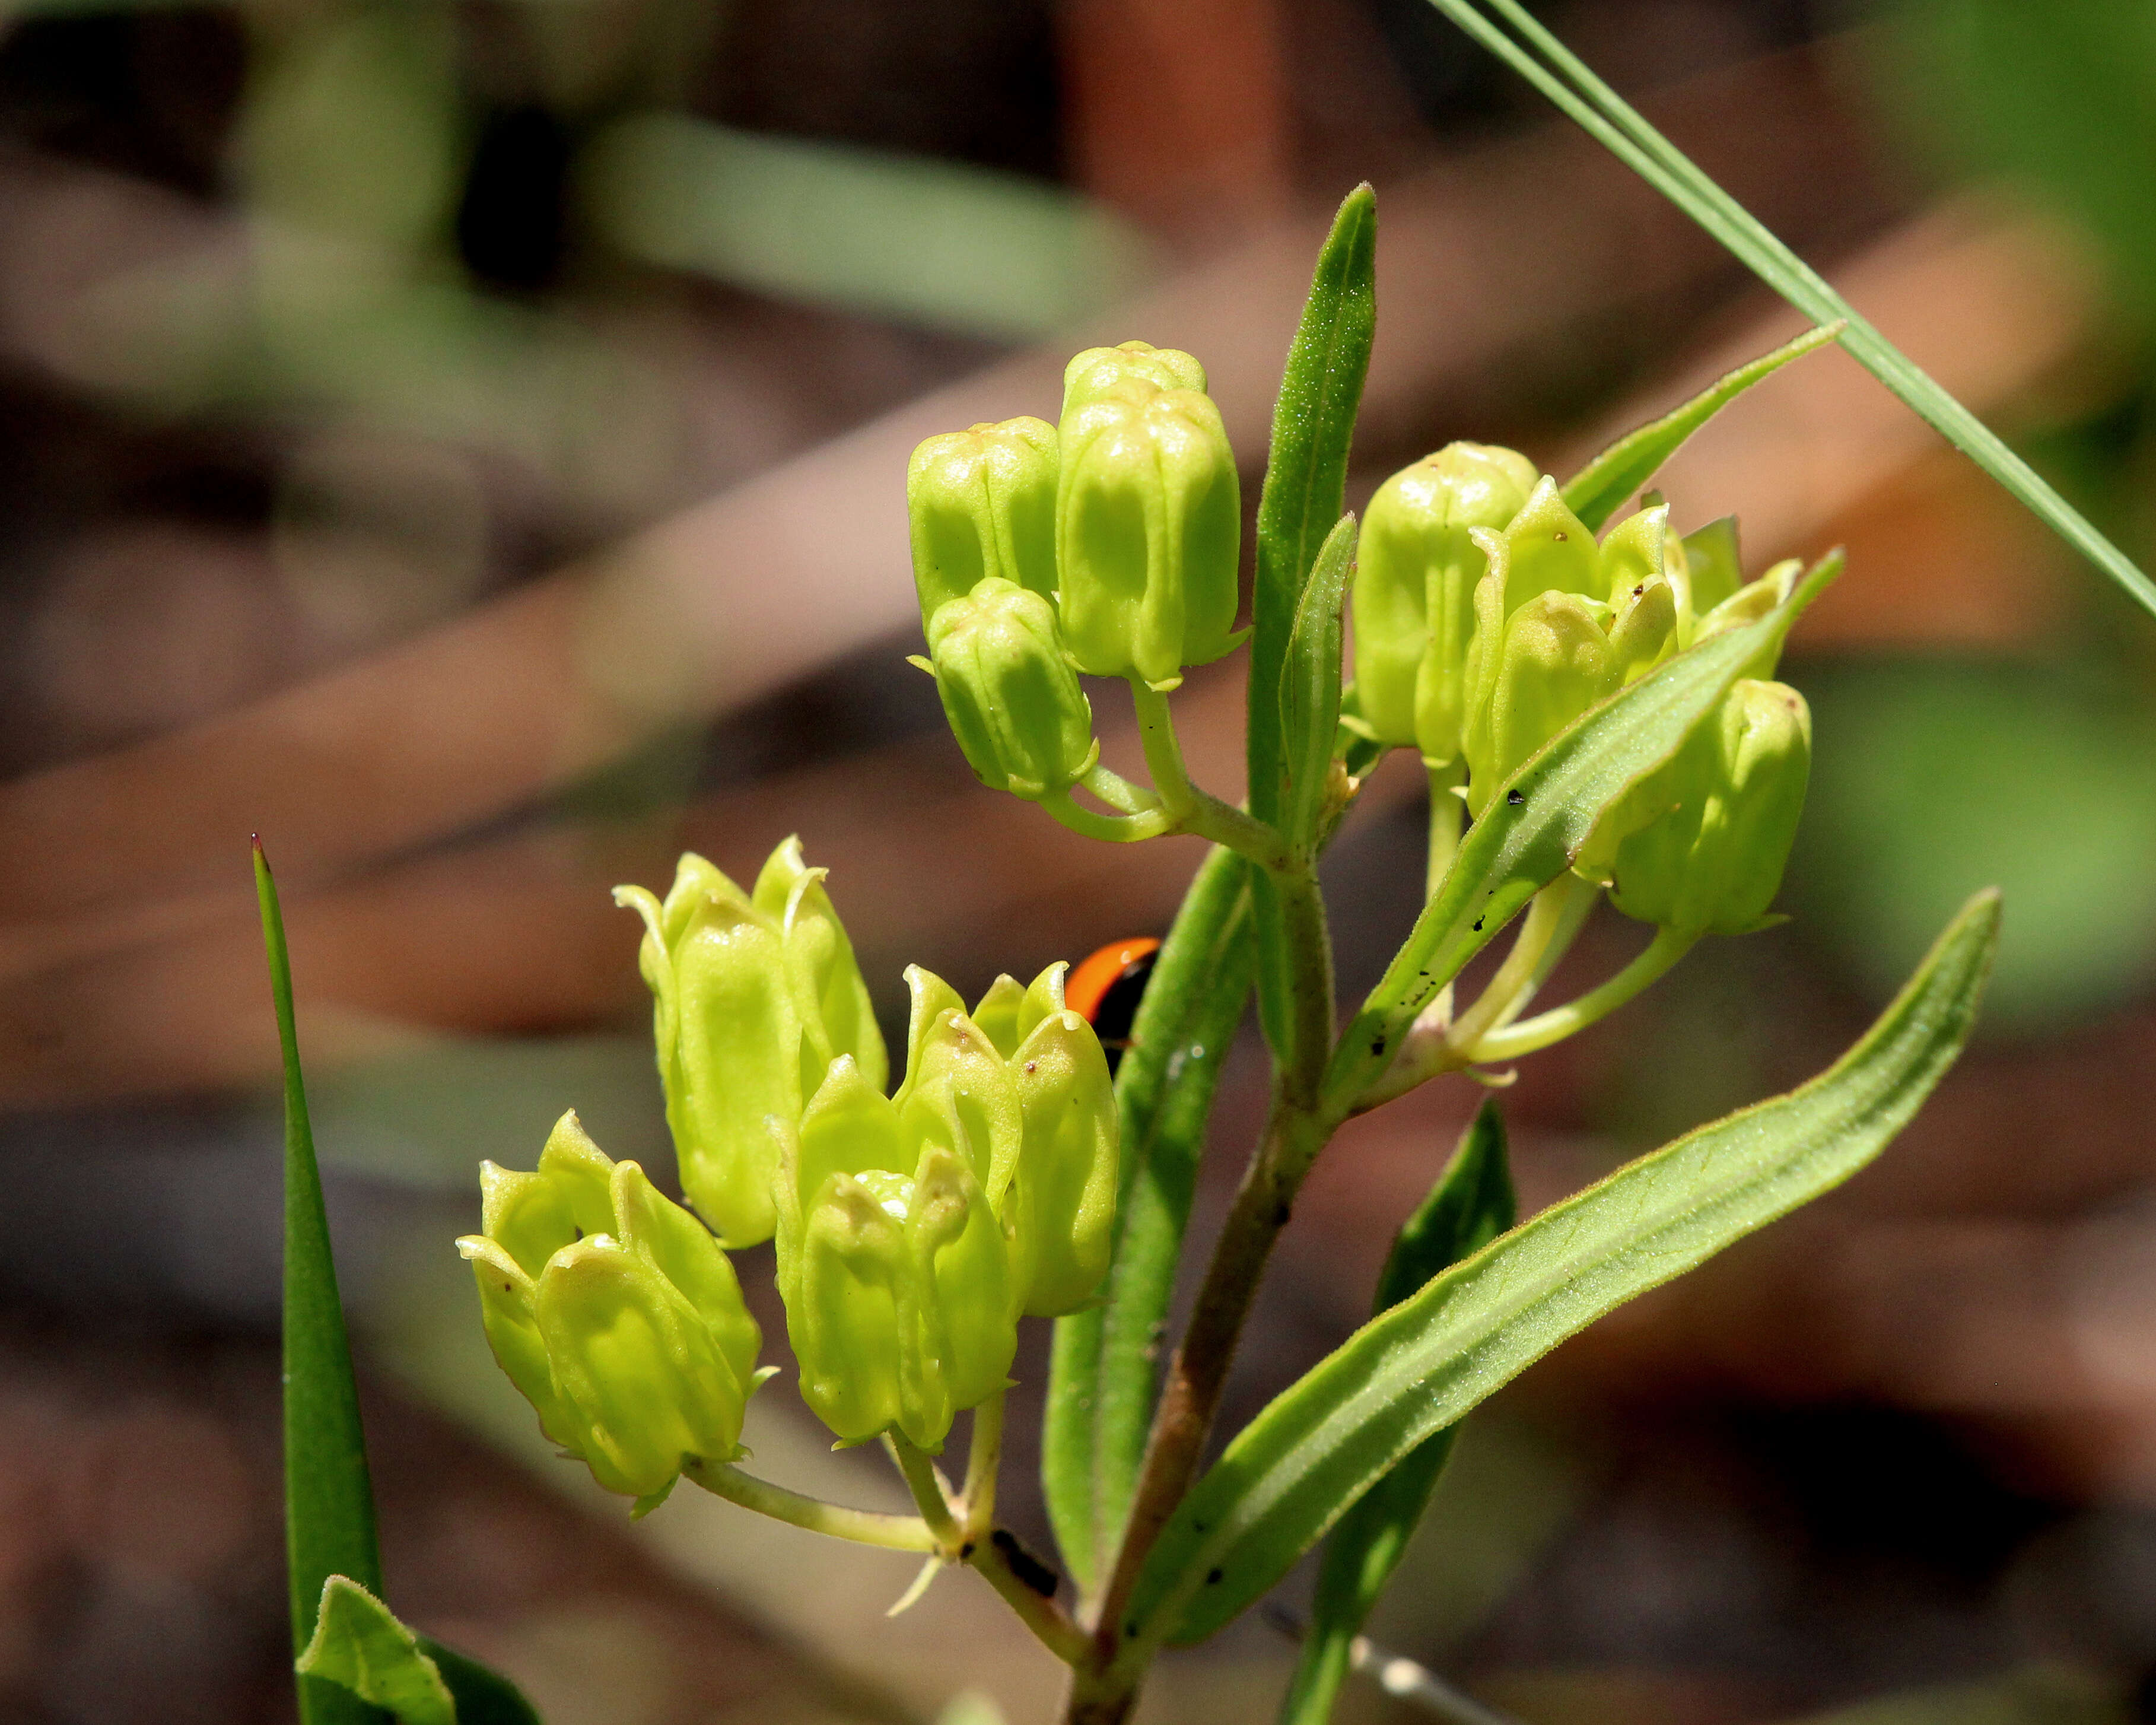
1042, 789, 1176, 844
887, 1434, 964, 1551
1426, 760, 1465, 901
1464, 925, 1697, 1064
1355, 875, 1591, 1111
682, 1459, 939, 1553
961, 1389, 1004, 1545
1130, 680, 1292, 870
1082, 760, 1167, 817
968, 1533, 1091, 1665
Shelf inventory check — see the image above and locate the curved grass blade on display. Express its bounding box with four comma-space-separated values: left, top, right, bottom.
1249, 183, 1378, 1059
1279, 1104, 1515, 1725
1279, 513, 1359, 852
1136, 888, 2000, 1648
1560, 323, 1841, 530
258, 840, 386, 1725
1424, 0, 2156, 622
1043, 846, 1254, 1598
1324, 551, 1840, 1119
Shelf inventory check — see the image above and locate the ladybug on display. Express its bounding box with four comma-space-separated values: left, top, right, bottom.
1066, 938, 1160, 1075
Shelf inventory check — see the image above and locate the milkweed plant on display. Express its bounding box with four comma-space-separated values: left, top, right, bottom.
262, 7, 2156, 1723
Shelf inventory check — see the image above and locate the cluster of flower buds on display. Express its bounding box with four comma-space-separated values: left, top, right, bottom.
775, 961, 1117, 1449
458, 1111, 768, 1506
470, 838, 1120, 1488
905, 341, 1243, 800
1352, 446, 1813, 934
612, 841, 886, 1248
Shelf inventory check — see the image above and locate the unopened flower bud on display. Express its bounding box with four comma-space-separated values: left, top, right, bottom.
1062, 339, 1207, 414
907, 417, 1059, 627
777, 1050, 1016, 1451
1458, 489, 1679, 813
1351, 443, 1539, 764
615, 842, 885, 1246
459, 1112, 765, 1506
920, 578, 1100, 800
1007, 988, 1118, 1317
1608, 678, 1812, 935
1057, 373, 1241, 688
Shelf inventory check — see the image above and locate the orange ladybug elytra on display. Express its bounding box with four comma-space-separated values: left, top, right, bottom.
1066, 938, 1161, 1075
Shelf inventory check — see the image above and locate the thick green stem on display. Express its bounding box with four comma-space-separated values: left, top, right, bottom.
682, 1460, 939, 1553
968, 1532, 1090, 1666
1465, 925, 1699, 1065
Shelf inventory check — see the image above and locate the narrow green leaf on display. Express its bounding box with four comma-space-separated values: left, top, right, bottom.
1138, 888, 2001, 1647
1324, 551, 1841, 1117
1560, 323, 1842, 531
259, 841, 386, 1725
418, 1640, 543, 1725
1279, 1104, 1516, 1725
1426, 0, 2156, 622
1044, 846, 1254, 1597
1278, 513, 1359, 850
1248, 184, 1378, 1061
297, 1578, 457, 1725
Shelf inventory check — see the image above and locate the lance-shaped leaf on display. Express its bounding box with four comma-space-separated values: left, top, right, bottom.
1128, 888, 1999, 1648
1323, 549, 1840, 1122
1559, 323, 1841, 532
1043, 846, 1252, 1598
1278, 513, 1359, 852
257, 841, 384, 1725
1248, 183, 1376, 1059
1279, 1103, 1516, 1725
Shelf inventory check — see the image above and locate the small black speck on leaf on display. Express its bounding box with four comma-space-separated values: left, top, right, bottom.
1206, 1568, 1223, 1585
1506, 788, 1525, 806
1473, 917, 1484, 931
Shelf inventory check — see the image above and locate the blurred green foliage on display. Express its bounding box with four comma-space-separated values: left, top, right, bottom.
1793, 659, 2156, 1031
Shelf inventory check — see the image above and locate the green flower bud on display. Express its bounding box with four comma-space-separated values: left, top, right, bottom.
777, 1050, 1017, 1451
1062, 340, 1207, 414
615, 841, 885, 1247
459, 1111, 764, 1506
1006, 989, 1118, 1317
1607, 678, 1812, 935
1351, 443, 1540, 764
1458, 493, 1680, 815
919, 578, 1101, 800
1057, 374, 1242, 688
768, 957, 1119, 1445
907, 417, 1059, 627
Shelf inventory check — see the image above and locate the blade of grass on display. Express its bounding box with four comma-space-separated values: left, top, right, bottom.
257, 840, 386, 1725
1423, 0, 2156, 623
